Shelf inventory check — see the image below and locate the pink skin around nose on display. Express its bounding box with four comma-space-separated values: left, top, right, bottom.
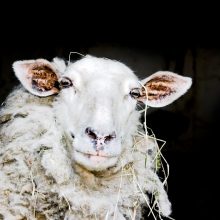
94, 137, 105, 151
85, 127, 116, 155
88, 138, 110, 163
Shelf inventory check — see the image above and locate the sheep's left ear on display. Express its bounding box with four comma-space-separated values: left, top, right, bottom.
139, 71, 192, 107
13, 59, 60, 97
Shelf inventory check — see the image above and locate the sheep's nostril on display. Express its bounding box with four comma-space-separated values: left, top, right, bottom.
71, 133, 75, 139
85, 127, 97, 140
104, 132, 116, 143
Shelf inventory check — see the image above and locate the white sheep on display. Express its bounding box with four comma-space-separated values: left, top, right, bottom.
0, 55, 192, 220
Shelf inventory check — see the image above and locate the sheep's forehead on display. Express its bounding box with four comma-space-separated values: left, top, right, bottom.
65, 56, 138, 85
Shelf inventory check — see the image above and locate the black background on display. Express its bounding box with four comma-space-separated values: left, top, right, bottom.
0, 4, 219, 220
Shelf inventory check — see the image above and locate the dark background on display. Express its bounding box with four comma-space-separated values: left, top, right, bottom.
0, 5, 219, 220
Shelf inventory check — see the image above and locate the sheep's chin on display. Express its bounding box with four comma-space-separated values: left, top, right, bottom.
73, 151, 118, 171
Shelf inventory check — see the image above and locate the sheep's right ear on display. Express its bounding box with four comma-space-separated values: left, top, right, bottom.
138, 71, 192, 107
13, 59, 60, 97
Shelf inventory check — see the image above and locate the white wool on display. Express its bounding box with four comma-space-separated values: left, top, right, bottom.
0, 87, 171, 219
0, 55, 192, 219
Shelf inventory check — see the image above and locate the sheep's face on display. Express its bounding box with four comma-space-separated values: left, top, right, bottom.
13, 55, 192, 171
57, 58, 141, 171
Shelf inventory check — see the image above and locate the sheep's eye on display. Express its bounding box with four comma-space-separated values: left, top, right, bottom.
130, 88, 141, 99
59, 77, 73, 89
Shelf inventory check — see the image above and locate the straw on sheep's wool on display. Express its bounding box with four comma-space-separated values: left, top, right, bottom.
0, 86, 171, 220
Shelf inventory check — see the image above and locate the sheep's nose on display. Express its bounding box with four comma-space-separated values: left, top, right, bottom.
85, 127, 116, 144
85, 127, 97, 140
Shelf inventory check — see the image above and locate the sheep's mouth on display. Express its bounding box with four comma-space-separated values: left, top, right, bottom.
75, 150, 116, 159
74, 150, 119, 169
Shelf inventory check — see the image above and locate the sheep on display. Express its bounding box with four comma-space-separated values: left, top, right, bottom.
0, 55, 192, 220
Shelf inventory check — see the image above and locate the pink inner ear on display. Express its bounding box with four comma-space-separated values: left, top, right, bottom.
29, 64, 59, 92
144, 75, 175, 101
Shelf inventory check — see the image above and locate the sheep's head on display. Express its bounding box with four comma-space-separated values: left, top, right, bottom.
13, 55, 192, 171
